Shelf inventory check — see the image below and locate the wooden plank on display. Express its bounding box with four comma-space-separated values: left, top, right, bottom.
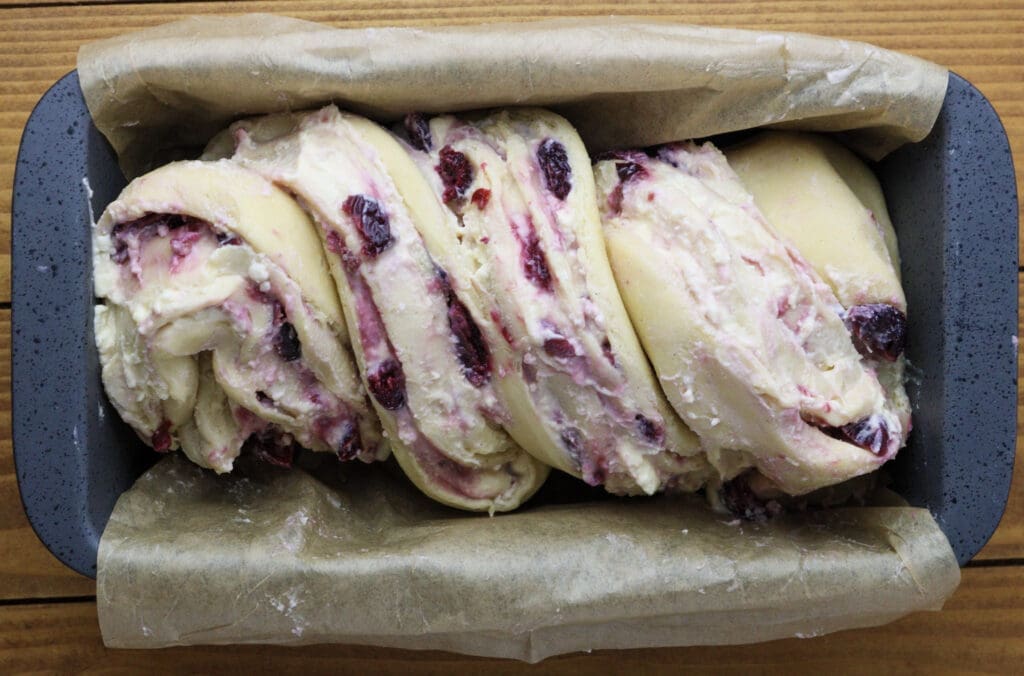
0, 0, 1023, 305
978, 282, 1024, 559
0, 310, 95, 599
0, 566, 1019, 674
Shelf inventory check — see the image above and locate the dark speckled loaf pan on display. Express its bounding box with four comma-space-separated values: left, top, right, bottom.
11, 70, 1018, 578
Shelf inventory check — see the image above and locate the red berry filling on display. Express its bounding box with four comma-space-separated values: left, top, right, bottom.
243, 428, 296, 468
634, 413, 664, 445
343, 194, 393, 257
471, 188, 491, 210
831, 417, 891, 456
368, 358, 407, 410
110, 213, 203, 265
615, 160, 647, 183
521, 232, 553, 291
537, 138, 572, 200
274, 322, 302, 362
437, 270, 492, 387
843, 303, 907, 361
719, 474, 783, 522
151, 419, 173, 452
403, 112, 433, 152
436, 145, 474, 202
543, 337, 576, 358
216, 232, 242, 246
600, 337, 617, 366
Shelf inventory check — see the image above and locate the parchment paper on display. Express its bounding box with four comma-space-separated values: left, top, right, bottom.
77, 14, 949, 178
98, 455, 959, 661
80, 15, 959, 661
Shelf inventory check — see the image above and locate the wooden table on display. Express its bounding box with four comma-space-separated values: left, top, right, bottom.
1, 1, 1021, 672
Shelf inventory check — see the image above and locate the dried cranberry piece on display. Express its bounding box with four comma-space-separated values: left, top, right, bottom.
471, 188, 491, 210
447, 298, 492, 387
435, 269, 491, 386
336, 423, 363, 461
343, 194, 393, 257
560, 427, 583, 461
244, 428, 295, 468
368, 358, 407, 410
256, 391, 273, 406
111, 241, 129, 264
275, 322, 302, 362
436, 145, 474, 202
600, 337, 617, 366
403, 112, 432, 152
537, 138, 572, 200
719, 475, 783, 522
151, 420, 172, 452
823, 416, 892, 456
615, 160, 647, 183
521, 233, 553, 291
634, 413, 664, 445
216, 232, 242, 246
543, 337, 576, 358
169, 227, 202, 260
843, 304, 907, 361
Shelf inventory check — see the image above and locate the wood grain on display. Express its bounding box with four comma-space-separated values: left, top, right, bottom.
0, 12, 1020, 674
0, 566, 1019, 674
0, 0, 1022, 305
981, 285, 1024, 559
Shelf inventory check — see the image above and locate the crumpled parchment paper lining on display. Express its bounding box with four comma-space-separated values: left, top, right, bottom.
81, 15, 959, 662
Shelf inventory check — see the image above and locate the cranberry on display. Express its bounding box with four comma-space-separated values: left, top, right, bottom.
151, 420, 172, 452
216, 232, 241, 246
336, 423, 363, 461
560, 427, 583, 460
543, 337, 576, 358
169, 227, 202, 259
537, 138, 572, 200
403, 112, 432, 152
843, 304, 907, 361
256, 391, 273, 406
447, 297, 491, 387
634, 413, 664, 445
435, 269, 491, 386
325, 230, 345, 256
436, 145, 474, 202
343, 194, 393, 257
111, 241, 129, 264
244, 428, 295, 468
615, 160, 647, 183
826, 417, 891, 456
521, 233, 553, 291
471, 188, 491, 210
275, 322, 302, 362
719, 474, 783, 522
601, 337, 617, 366
368, 358, 407, 410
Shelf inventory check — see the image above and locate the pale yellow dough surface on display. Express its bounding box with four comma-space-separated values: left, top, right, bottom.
595, 142, 905, 495
213, 106, 548, 512
726, 130, 912, 451
403, 109, 710, 496
94, 160, 380, 473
